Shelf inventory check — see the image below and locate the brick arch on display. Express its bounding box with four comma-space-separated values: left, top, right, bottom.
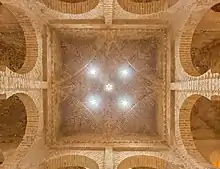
179, 0, 220, 77
117, 0, 168, 14
2, 93, 39, 168
42, 155, 99, 169
39, 0, 99, 14
0, 3, 38, 74
179, 94, 215, 168
117, 155, 182, 169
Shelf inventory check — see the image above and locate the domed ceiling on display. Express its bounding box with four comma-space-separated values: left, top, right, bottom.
47, 28, 168, 146
59, 36, 159, 139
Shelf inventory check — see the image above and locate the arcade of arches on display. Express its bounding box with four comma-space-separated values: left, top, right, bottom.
0, 0, 220, 169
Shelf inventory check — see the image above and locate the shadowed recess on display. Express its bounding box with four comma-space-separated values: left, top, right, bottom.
180, 3, 220, 76
117, 155, 182, 169
41, 0, 99, 14
0, 95, 27, 152
211, 3, 220, 12
117, 0, 168, 14
190, 96, 220, 166
0, 5, 26, 72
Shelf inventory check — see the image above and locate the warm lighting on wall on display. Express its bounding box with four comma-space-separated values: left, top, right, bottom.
210, 150, 220, 168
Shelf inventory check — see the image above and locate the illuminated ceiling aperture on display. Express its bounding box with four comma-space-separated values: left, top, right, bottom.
85, 63, 134, 111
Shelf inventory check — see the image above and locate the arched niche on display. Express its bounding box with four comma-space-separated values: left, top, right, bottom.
0, 94, 27, 164
0, 93, 39, 166
179, 94, 220, 168
0, 3, 38, 74
117, 0, 179, 15
42, 155, 99, 169
117, 155, 182, 169
191, 96, 220, 167
117, 0, 167, 14
179, 2, 220, 76
39, 0, 99, 14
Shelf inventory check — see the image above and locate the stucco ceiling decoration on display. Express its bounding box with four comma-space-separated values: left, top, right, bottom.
58, 35, 161, 141
40, 0, 99, 14
117, 0, 168, 14
49, 29, 167, 145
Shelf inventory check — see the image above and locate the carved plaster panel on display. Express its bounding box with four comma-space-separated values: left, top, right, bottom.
47, 29, 168, 148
